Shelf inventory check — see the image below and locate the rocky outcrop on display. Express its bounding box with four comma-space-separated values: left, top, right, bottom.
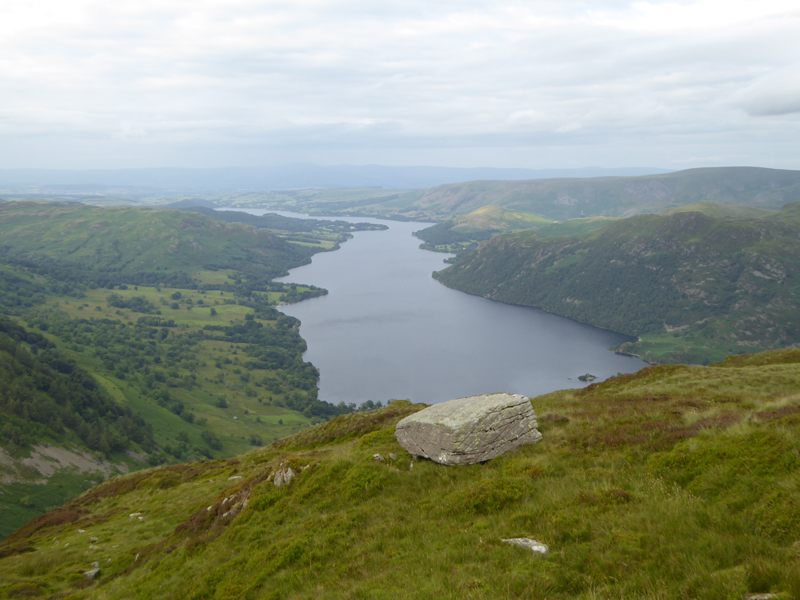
394, 393, 541, 465
272, 466, 295, 487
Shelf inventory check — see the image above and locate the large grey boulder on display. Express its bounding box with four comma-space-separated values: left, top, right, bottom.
395, 393, 541, 465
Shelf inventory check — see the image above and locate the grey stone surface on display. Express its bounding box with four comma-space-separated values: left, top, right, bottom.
501, 538, 548, 554
84, 568, 100, 579
273, 466, 295, 487
395, 393, 541, 466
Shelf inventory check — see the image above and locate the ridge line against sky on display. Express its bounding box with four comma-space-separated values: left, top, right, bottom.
1, 1, 799, 171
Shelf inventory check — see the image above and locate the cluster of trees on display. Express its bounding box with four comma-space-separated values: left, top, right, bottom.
106, 294, 160, 314
0, 317, 154, 455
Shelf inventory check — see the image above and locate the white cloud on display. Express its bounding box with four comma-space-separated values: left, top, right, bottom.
0, 1, 798, 168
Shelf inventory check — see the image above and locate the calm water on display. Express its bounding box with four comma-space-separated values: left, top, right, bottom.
236, 210, 647, 404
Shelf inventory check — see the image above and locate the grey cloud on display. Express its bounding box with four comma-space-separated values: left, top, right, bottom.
738, 65, 800, 116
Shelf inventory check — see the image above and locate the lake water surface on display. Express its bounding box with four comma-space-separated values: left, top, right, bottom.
238, 210, 647, 405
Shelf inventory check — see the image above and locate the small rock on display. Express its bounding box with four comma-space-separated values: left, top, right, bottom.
129, 513, 141, 519
389, 454, 397, 461
206, 505, 213, 512
744, 595, 778, 600
273, 466, 295, 487
84, 568, 100, 579
91, 562, 99, 568
78, 529, 85, 533
501, 538, 548, 554
228, 475, 242, 480
89, 545, 99, 550
89, 536, 99, 542
301, 464, 310, 471
137, 517, 144, 521
373, 453, 384, 462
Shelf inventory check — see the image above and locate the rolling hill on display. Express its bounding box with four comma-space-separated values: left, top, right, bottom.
412, 167, 800, 221
434, 201, 800, 364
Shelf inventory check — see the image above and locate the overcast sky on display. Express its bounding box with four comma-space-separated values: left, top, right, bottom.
1, 0, 799, 170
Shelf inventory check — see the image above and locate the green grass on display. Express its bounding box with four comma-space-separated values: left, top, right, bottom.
2, 349, 800, 598
658, 201, 776, 220
38, 286, 314, 454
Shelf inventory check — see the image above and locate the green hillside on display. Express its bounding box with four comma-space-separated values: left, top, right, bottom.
0, 202, 364, 539
414, 207, 614, 254
435, 201, 800, 364
413, 206, 554, 253
657, 201, 776, 219
0, 202, 317, 291
2, 349, 800, 599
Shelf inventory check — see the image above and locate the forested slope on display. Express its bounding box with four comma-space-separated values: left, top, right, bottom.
435, 202, 800, 364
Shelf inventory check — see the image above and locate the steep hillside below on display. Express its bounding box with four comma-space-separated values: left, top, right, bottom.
435, 202, 800, 364
1, 349, 799, 599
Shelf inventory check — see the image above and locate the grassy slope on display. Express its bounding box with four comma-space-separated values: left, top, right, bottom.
435, 202, 800, 365
658, 201, 776, 219
449, 205, 555, 233
414, 207, 616, 254
2, 349, 800, 599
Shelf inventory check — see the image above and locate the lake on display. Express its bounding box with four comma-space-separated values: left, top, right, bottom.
234, 210, 647, 405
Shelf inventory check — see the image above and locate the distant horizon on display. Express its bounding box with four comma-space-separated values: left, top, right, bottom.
4, 164, 800, 198
0, 164, 673, 194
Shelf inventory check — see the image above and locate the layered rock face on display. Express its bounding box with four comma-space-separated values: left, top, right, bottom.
395, 393, 542, 465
